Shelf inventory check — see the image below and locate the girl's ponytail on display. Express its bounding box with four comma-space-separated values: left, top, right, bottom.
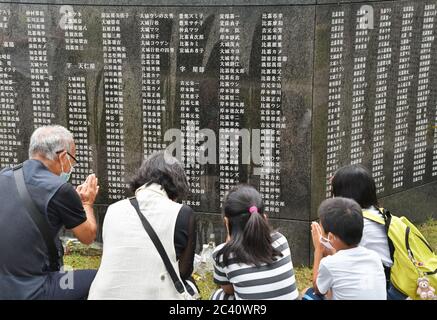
217, 185, 282, 266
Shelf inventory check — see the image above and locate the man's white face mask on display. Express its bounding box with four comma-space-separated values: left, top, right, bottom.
60, 154, 74, 182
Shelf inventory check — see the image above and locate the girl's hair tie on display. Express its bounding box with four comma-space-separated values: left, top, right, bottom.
249, 206, 258, 214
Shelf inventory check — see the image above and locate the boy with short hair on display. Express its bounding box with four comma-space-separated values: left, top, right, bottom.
303, 197, 387, 300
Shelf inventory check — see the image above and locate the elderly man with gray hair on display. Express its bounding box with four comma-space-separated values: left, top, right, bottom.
0, 125, 99, 299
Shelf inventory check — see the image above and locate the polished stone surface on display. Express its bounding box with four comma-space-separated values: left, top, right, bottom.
1, 1, 437, 266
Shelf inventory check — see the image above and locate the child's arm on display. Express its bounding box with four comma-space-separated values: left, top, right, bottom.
212, 245, 234, 295
311, 222, 330, 295
312, 244, 324, 294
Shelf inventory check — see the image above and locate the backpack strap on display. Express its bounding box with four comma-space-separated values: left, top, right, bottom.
129, 197, 186, 295
362, 210, 385, 225
377, 208, 393, 236
377, 208, 395, 266
12, 164, 60, 271
363, 208, 392, 231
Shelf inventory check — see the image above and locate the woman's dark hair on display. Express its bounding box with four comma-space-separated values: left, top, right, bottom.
216, 184, 282, 266
128, 150, 189, 201
318, 197, 364, 246
331, 164, 378, 209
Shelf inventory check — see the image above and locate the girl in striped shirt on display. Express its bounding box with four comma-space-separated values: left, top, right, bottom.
211, 185, 299, 300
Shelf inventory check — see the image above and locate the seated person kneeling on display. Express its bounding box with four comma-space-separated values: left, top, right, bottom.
88, 151, 198, 300
211, 185, 299, 300
303, 197, 387, 300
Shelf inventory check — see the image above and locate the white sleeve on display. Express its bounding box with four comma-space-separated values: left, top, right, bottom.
359, 218, 372, 248
316, 261, 333, 295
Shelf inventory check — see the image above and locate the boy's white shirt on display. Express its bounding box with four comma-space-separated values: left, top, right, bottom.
317, 246, 387, 300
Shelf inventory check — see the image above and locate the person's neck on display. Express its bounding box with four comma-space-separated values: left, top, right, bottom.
335, 244, 358, 252
30, 156, 59, 175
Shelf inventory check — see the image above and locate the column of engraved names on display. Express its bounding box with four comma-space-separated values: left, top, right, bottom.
26, 10, 53, 129
140, 13, 171, 157
325, 11, 345, 197
0, 9, 20, 167
413, 5, 436, 182
259, 13, 285, 214
67, 75, 93, 186
218, 13, 244, 202
350, 9, 370, 165
392, 6, 414, 189
63, 10, 88, 51
371, 8, 392, 193
102, 12, 128, 200
432, 10, 437, 176
433, 10, 437, 174
179, 13, 204, 207
65, 11, 93, 186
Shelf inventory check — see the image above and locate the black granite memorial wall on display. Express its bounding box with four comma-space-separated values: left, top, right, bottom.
0, 0, 436, 265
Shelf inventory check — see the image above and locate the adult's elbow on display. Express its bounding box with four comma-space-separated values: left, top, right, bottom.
72, 221, 97, 245
81, 232, 96, 245
83, 224, 97, 245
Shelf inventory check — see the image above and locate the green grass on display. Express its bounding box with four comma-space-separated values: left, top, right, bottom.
294, 266, 313, 293
194, 272, 216, 300
64, 254, 101, 270
65, 219, 437, 299
418, 218, 437, 252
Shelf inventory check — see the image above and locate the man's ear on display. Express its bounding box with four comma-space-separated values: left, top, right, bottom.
56, 151, 68, 171
58, 150, 67, 160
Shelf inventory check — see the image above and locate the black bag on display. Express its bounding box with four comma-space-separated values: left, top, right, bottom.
129, 197, 198, 299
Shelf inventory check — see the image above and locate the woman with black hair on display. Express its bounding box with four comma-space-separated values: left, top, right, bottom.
331, 164, 406, 300
88, 151, 197, 299
211, 184, 299, 300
